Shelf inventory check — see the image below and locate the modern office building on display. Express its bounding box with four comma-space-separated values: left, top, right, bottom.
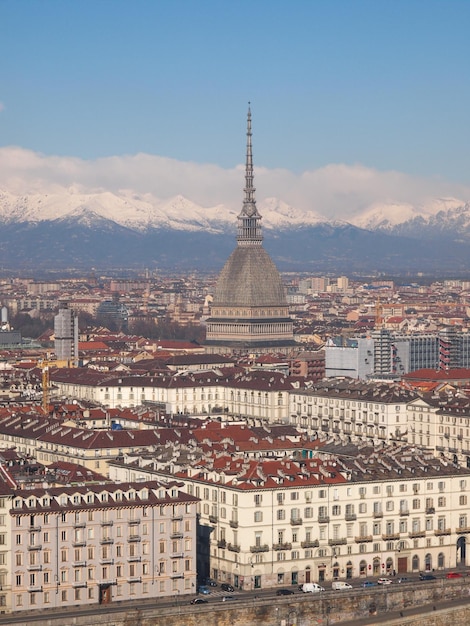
54, 306, 79, 363
325, 328, 470, 380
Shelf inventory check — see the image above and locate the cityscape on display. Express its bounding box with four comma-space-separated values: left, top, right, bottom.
3, 2, 470, 625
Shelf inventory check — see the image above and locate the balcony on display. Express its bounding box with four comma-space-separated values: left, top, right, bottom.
354, 535, 373, 543
328, 538, 347, 546
317, 516, 330, 524
208, 515, 218, 524
408, 530, 426, 539
127, 555, 141, 562
100, 537, 114, 545
273, 542, 292, 551
229, 520, 239, 529
172, 515, 183, 522
128, 576, 142, 583
27, 564, 42, 572
290, 518, 303, 526
449, 447, 458, 453
72, 540, 87, 548
170, 573, 184, 579
345, 513, 357, 521
250, 544, 269, 553
399, 509, 410, 517
170, 532, 183, 539
29, 525, 42, 532
128, 535, 141, 543
227, 543, 240, 553
456, 527, 470, 534
128, 518, 141, 526
434, 528, 451, 536
27, 544, 42, 551
73, 561, 87, 568
217, 539, 227, 549
381, 533, 400, 541
73, 521, 86, 529
373, 511, 383, 519
101, 520, 113, 527
27, 585, 43, 593
425, 507, 435, 515
99, 579, 117, 586
171, 552, 184, 559
72, 581, 87, 589
100, 558, 114, 565
301, 540, 319, 549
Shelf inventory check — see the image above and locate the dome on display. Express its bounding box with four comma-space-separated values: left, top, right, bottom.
213, 246, 287, 308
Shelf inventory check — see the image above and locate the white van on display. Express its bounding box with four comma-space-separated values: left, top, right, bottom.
301, 583, 325, 593
332, 581, 353, 591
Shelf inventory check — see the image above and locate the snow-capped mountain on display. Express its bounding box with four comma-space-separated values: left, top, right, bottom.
0, 188, 327, 233
1, 187, 470, 272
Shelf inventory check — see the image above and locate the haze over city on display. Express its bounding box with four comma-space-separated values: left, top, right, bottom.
2, 0, 470, 221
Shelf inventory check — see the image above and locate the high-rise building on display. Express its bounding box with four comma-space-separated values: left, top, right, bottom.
54, 306, 78, 363
205, 108, 296, 355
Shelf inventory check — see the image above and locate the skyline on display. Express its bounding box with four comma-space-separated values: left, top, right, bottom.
2, 1, 470, 220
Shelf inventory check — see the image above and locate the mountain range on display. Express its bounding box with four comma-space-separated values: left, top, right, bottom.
0, 188, 469, 274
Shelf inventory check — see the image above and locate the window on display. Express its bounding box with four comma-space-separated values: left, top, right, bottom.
277, 509, 285, 521
254, 511, 263, 523
460, 495, 467, 506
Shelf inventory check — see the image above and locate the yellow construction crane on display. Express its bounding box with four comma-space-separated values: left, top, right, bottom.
39, 359, 53, 415
375, 297, 383, 328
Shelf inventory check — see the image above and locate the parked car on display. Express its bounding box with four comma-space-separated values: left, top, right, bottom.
276, 588, 295, 596
361, 581, 376, 588
397, 577, 409, 583
220, 583, 234, 592
191, 597, 209, 604
198, 585, 211, 595
419, 573, 436, 581
205, 578, 218, 586
377, 577, 393, 585
446, 572, 463, 579
221, 595, 235, 601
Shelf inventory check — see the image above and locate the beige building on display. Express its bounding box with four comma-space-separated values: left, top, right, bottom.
109, 445, 470, 590
289, 379, 416, 443
4, 480, 197, 613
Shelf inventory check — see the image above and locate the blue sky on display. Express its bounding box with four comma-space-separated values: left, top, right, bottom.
1, 0, 470, 218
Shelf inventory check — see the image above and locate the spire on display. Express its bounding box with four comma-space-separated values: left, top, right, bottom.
237, 104, 263, 246
244, 103, 256, 209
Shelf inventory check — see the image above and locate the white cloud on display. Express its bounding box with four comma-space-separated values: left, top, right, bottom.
0, 146, 469, 222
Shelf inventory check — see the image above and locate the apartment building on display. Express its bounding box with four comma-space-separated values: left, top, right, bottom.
4, 480, 197, 613
109, 445, 470, 590
288, 379, 416, 443
50, 368, 295, 422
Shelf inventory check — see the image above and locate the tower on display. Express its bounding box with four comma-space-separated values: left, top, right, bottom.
54, 305, 79, 364
205, 107, 296, 355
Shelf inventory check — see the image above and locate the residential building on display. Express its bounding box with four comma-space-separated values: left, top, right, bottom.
4, 479, 197, 613
109, 445, 470, 589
